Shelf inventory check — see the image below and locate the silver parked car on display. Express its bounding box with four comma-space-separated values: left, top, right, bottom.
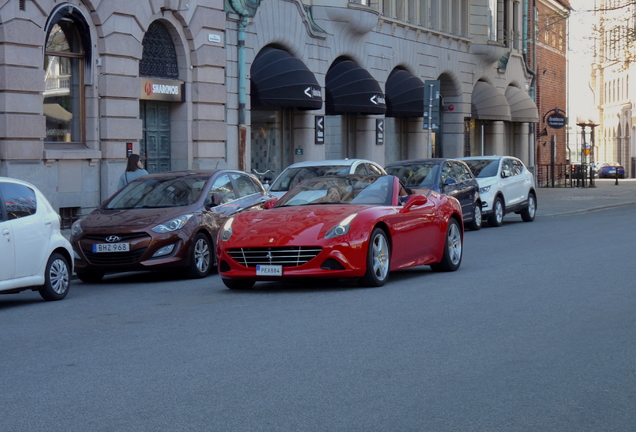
266, 159, 386, 198
459, 156, 537, 227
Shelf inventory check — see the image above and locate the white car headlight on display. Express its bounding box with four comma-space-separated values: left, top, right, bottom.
151, 215, 193, 233
71, 219, 83, 237
325, 214, 357, 239
220, 217, 234, 241
479, 185, 491, 194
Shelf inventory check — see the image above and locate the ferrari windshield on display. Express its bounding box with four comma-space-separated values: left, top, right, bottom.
462, 159, 500, 178
104, 176, 209, 209
386, 162, 440, 188
276, 175, 394, 207
269, 165, 351, 193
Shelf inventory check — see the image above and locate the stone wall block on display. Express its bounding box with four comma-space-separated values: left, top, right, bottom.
192, 120, 227, 141
99, 75, 140, 99
0, 114, 45, 139
100, 118, 143, 141
0, 67, 44, 92
191, 45, 225, 67
191, 82, 226, 104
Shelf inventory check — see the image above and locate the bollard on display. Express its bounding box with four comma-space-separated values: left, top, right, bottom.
615, 168, 619, 185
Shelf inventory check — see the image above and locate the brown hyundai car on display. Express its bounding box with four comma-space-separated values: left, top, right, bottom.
70, 170, 274, 283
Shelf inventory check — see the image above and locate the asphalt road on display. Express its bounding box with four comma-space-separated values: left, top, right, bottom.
2, 204, 636, 431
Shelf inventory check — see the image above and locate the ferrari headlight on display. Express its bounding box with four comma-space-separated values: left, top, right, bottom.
220, 217, 234, 241
479, 185, 491, 194
151, 214, 193, 233
325, 214, 357, 239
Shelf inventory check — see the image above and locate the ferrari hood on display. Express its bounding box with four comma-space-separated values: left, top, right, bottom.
227, 205, 364, 245
81, 207, 191, 228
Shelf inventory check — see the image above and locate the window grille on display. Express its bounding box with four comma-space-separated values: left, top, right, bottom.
139, 22, 179, 79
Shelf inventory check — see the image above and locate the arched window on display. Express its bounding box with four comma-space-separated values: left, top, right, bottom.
139, 22, 178, 79
44, 5, 91, 144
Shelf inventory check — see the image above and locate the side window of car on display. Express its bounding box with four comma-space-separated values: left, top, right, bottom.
0, 183, 37, 220
512, 159, 523, 176
367, 164, 384, 175
231, 174, 259, 197
453, 162, 473, 183
207, 174, 236, 206
354, 164, 369, 175
501, 159, 513, 177
440, 162, 457, 185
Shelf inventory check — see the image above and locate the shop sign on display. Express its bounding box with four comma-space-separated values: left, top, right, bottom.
546, 112, 566, 129
315, 116, 324, 144
376, 119, 384, 145
141, 78, 184, 102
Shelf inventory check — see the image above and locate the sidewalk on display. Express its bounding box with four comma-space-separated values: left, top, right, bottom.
537, 178, 636, 217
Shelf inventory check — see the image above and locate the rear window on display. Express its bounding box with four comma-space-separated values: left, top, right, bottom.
0, 182, 37, 220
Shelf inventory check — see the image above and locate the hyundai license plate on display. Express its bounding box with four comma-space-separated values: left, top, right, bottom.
256, 265, 282, 276
93, 243, 130, 253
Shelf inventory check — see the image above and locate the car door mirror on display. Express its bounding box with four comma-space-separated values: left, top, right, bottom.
501, 170, 511, 178
400, 194, 428, 211
264, 199, 278, 210
443, 178, 457, 186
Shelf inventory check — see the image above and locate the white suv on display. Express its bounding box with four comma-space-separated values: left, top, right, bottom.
266, 159, 386, 198
460, 156, 537, 227
0, 177, 73, 301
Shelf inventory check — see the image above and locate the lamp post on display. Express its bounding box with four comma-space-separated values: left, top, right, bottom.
576, 117, 599, 188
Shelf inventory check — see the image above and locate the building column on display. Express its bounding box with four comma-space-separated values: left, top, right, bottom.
486, 121, 505, 155
355, 115, 384, 163
515, 122, 530, 165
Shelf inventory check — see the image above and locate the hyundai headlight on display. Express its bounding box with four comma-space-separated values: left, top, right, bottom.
479, 185, 491, 194
151, 215, 193, 233
220, 217, 234, 241
325, 214, 357, 239
71, 219, 83, 237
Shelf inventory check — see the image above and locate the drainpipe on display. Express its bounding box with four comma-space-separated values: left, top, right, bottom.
230, 1, 250, 171
523, 0, 538, 169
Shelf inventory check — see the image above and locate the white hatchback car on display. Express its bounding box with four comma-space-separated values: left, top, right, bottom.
266, 159, 386, 198
0, 177, 73, 301
460, 156, 537, 227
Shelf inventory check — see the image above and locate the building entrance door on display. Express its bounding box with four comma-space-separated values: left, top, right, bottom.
140, 101, 171, 173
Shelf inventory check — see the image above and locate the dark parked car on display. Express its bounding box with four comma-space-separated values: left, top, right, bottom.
71, 170, 274, 282
385, 158, 482, 230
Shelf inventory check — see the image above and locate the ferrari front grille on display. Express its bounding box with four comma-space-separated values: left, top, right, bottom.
227, 247, 322, 267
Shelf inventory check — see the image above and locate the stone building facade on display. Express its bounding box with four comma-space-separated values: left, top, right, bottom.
0, 0, 226, 223
528, 0, 571, 168
225, 0, 540, 181
590, 0, 635, 177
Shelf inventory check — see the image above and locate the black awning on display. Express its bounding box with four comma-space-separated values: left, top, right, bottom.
250, 47, 322, 110
325, 59, 386, 115
385, 69, 425, 117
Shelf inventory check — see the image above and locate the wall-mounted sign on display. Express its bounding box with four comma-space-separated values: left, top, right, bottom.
295, 148, 303, 155
376, 119, 384, 145
546, 112, 566, 129
140, 78, 185, 102
315, 116, 324, 144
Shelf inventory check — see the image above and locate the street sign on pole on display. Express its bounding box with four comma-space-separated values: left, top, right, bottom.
423, 80, 440, 130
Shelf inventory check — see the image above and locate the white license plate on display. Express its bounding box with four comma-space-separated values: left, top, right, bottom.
93, 243, 130, 253
256, 265, 282, 276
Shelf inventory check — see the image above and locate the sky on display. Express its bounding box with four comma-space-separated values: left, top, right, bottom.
567, 0, 598, 123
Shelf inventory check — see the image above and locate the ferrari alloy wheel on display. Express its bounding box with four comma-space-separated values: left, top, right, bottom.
359, 228, 390, 287
467, 202, 482, 231
430, 218, 463, 272
488, 196, 504, 227
39, 253, 71, 301
187, 233, 212, 278
520, 192, 536, 222
223, 279, 256, 290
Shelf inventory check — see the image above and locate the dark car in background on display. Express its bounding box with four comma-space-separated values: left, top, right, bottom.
71, 170, 274, 283
385, 158, 482, 230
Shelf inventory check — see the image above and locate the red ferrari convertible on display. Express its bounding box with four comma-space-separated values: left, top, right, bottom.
216, 174, 464, 289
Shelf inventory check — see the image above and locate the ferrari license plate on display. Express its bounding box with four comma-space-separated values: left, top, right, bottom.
256, 265, 282, 276
93, 243, 130, 253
